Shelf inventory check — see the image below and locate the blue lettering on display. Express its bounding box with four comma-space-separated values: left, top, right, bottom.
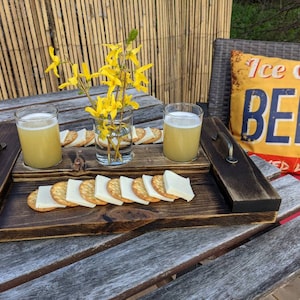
242, 89, 267, 141
295, 100, 300, 143
266, 88, 294, 143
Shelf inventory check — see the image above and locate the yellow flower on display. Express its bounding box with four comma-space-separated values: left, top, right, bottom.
80, 62, 101, 82
123, 94, 139, 110
126, 44, 142, 66
107, 93, 122, 120
85, 96, 109, 118
103, 43, 123, 67
45, 46, 60, 78
133, 63, 153, 92
58, 64, 79, 89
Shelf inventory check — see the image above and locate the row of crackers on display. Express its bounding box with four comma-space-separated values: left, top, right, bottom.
27, 170, 195, 212
60, 126, 163, 148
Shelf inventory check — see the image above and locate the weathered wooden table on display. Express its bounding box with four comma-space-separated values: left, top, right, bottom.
0, 87, 299, 299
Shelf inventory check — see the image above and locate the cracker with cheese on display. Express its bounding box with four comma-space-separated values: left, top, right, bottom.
94, 175, 124, 205
107, 178, 133, 203
163, 170, 195, 201
61, 130, 78, 146
151, 175, 179, 200
79, 179, 107, 205
119, 176, 149, 205
50, 181, 79, 207
27, 189, 58, 212
143, 128, 162, 144
132, 177, 160, 202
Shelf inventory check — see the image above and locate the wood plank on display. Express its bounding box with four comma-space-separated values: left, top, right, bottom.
141, 212, 300, 300
1, 174, 299, 298
201, 117, 281, 213
1, 170, 277, 242
12, 145, 210, 181
0, 118, 282, 241
0, 123, 20, 204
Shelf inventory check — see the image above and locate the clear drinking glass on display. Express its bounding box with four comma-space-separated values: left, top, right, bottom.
15, 104, 62, 168
163, 103, 204, 162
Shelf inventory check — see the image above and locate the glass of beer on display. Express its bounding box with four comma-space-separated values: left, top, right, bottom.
163, 103, 204, 162
15, 104, 62, 168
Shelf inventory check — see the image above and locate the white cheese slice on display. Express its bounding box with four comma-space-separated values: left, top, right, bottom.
65, 128, 86, 147
60, 129, 69, 144
153, 130, 163, 143
131, 126, 138, 140
142, 174, 174, 202
36, 185, 66, 208
84, 137, 95, 147
94, 175, 123, 206
163, 170, 195, 201
120, 176, 149, 205
97, 137, 129, 147
134, 127, 155, 145
66, 179, 96, 208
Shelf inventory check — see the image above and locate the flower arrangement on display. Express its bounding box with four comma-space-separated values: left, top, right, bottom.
45, 29, 153, 165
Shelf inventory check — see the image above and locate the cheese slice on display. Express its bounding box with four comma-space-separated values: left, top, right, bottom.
131, 126, 138, 140
120, 176, 149, 205
95, 175, 123, 205
36, 185, 66, 208
65, 128, 86, 147
163, 170, 195, 201
142, 174, 174, 202
60, 129, 69, 145
66, 179, 96, 208
134, 127, 155, 145
98, 137, 129, 148
153, 130, 163, 143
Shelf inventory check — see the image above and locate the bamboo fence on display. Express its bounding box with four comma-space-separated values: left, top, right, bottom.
0, 0, 232, 103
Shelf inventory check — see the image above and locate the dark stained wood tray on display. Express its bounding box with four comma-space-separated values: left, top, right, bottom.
0, 118, 281, 242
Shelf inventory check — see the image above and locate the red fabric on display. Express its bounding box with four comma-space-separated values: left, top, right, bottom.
280, 212, 300, 225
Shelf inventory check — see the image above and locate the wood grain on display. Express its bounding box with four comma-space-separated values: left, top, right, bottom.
0, 123, 20, 205
141, 211, 300, 300
0, 174, 298, 298
201, 117, 281, 213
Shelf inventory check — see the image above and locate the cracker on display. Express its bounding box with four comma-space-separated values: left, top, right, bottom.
85, 130, 95, 146
143, 128, 162, 144
79, 179, 107, 205
123, 127, 146, 143
151, 175, 178, 199
62, 131, 78, 146
132, 177, 160, 202
97, 137, 130, 149
27, 189, 57, 212
107, 178, 133, 203
50, 181, 78, 207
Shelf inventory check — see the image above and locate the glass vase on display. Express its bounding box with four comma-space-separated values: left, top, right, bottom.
93, 109, 133, 166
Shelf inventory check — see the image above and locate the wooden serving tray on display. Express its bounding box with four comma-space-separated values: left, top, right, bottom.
0, 118, 281, 242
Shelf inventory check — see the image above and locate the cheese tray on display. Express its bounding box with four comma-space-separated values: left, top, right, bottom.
0, 117, 281, 242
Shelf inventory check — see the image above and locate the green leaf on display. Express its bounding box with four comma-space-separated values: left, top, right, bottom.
126, 29, 138, 44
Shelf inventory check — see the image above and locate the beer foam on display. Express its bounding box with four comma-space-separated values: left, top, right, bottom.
164, 111, 201, 128
18, 113, 58, 130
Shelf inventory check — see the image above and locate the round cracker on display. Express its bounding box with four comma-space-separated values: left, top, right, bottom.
50, 181, 78, 207
27, 189, 57, 212
107, 178, 133, 203
143, 128, 162, 144
132, 177, 160, 202
123, 127, 146, 143
151, 175, 178, 199
85, 130, 95, 146
97, 137, 130, 149
79, 179, 107, 205
62, 131, 78, 146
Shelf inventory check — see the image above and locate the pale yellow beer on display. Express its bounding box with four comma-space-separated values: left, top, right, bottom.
163, 103, 203, 162
16, 107, 62, 168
